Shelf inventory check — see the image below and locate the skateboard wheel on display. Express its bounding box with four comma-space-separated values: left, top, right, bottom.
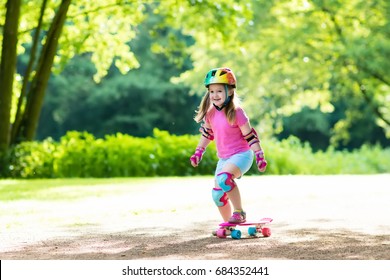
231, 229, 241, 239
262, 227, 271, 237
216, 229, 227, 238
248, 227, 257, 236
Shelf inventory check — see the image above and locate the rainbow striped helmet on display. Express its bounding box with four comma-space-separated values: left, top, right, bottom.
204, 67, 237, 88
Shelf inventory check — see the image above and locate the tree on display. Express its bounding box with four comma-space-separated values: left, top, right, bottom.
0, 0, 21, 153
177, 0, 390, 147
0, 0, 253, 158
0, 0, 141, 156
36, 13, 200, 139
3, 0, 388, 160
16, 0, 71, 142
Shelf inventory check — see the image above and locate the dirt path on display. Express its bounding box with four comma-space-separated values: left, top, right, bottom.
1, 175, 389, 260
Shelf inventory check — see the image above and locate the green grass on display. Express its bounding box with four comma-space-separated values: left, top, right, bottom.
0, 177, 209, 201
0, 178, 146, 201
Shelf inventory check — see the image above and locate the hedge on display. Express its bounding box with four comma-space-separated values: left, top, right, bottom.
2, 129, 390, 178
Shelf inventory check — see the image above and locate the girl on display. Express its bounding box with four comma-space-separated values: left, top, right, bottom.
190, 67, 267, 224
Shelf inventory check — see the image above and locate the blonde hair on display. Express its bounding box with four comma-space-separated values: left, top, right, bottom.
194, 86, 241, 125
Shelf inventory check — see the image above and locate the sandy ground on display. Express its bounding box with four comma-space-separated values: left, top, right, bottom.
0, 175, 389, 260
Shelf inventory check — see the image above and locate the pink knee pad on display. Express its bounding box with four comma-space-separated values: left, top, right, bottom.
212, 187, 229, 207
216, 172, 237, 193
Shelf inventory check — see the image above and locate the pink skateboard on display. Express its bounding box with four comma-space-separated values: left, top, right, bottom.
215, 217, 273, 239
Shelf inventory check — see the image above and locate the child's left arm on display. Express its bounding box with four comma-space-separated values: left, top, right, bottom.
240, 122, 267, 172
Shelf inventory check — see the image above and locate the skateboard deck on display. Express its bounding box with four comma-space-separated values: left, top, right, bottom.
215, 217, 273, 239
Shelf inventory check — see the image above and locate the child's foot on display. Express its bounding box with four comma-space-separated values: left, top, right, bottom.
228, 210, 246, 224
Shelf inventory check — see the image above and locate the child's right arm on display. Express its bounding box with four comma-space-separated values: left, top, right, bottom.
190, 123, 213, 167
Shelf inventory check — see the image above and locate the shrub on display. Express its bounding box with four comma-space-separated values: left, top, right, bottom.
2, 130, 390, 178
6, 138, 57, 178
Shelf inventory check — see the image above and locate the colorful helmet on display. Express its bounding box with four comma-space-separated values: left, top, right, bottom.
204, 67, 237, 88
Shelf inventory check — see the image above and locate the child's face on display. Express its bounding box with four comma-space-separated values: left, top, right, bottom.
209, 84, 230, 108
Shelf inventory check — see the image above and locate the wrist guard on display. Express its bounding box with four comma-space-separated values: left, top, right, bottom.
255, 150, 267, 172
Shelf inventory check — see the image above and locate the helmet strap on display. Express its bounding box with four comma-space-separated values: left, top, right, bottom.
213, 84, 231, 111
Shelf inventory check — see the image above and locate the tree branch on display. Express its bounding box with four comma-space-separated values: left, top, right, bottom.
359, 83, 390, 126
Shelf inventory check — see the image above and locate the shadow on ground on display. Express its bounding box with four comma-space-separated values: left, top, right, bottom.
1, 221, 389, 260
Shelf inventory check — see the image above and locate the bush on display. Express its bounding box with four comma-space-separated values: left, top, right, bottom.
7, 138, 57, 178
2, 130, 390, 178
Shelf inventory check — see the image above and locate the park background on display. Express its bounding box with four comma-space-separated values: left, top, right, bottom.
0, 0, 390, 178
0, 0, 390, 261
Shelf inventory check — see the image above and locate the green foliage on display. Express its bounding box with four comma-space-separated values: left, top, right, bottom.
177, 0, 390, 146
2, 130, 389, 179
7, 139, 57, 178
256, 136, 390, 175
1, 0, 255, 151
277, 107, 331, 151
36, 12, 200, 140
3, 129, 217, 178
2, 0, 389, 158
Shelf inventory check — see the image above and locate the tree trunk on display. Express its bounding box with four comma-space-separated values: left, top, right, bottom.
11, 0, 48, 144
18, 0, 71, 142
0, 0, 21, 154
